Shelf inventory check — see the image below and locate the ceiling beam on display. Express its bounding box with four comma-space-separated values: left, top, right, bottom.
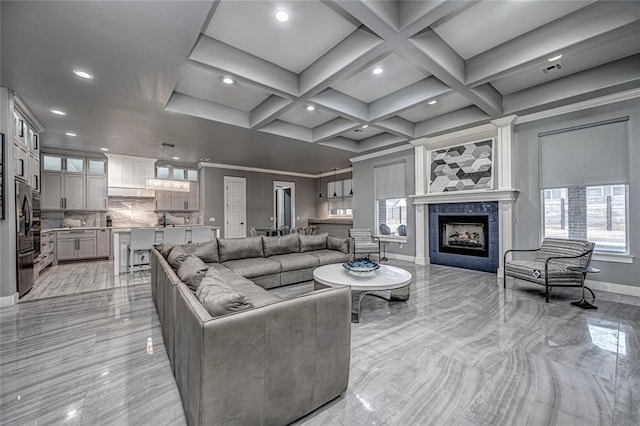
312, 118, 360, 143
258, 120, 313, 142
320, 137, 360, 152
250, 96, 293, 128
165, 93, 249, 128
369, 77, 451, 121
311, 89, 369, 122
357, 133, 407, 152
398, 0, 477, 38
415, 106, 490, 138
466, 1, 640, 86
375, 117, 415, 138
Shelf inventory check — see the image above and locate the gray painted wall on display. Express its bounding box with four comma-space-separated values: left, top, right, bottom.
201, 167, 316, 237
352, 149, 416, 257
513, 98, 639, 287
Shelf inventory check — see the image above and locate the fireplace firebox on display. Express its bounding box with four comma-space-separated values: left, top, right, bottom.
438, 215, 489, 258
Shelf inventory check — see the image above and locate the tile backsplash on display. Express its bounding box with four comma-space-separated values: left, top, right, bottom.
42, 197, 199, 229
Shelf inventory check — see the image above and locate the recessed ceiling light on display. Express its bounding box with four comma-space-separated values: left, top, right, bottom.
548, 54, 563, 62
372, 67, 383, 75
200, 157, 210, 162
275, 10, 289, 22
172, 156, 180, 160
222, 77, 234, 85
306, 105, 315, 111
65, 132, 77, 137
428, 100, 437, 105
51, 109, 66, 116
361, 125, 368, 128
73, 69, 93, 80
100, 147, 109, 151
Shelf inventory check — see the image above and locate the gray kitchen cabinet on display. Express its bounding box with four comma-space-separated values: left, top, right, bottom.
155, 183, 199, 211
171, 191, 187, 211
42, 172, 64, 209
187, 182, 199, 210
64, 174, 86, 210
77, 238, 97, 259
155, 190, 173, 211
56, 238, 78, 261
86, 176, 107, 210
97, 229, 110, 258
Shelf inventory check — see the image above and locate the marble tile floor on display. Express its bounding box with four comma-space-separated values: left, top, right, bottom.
1, 261, 639, 425
23, 261, 149, 301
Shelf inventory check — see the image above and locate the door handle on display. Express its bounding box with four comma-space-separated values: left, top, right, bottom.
240, 222, 244, 225
60, 198, 64, 208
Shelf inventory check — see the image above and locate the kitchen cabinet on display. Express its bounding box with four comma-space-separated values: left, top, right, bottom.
106, 153, 155, 197
155, 183, 199, 211
86, 176, 107, 210
187, 182, 199, 210
36, 231, 56, 276
97, 229, 110, 258
13, 108, 42, 188
13, 142, 28, 181
28, 154, 40, 192
56, 230, 98, 261
41, 154, 107, 211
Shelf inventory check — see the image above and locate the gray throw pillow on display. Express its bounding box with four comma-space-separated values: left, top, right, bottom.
177, 255, 209, 291
154, 243, 176, 258
218, 237, 264, 262
327, 236, 349, 254
167, 246, 189, 270
262, 234, 300, 257
179, 239, 219, 263
196, 270, 254, 317
299, 233, 328, 252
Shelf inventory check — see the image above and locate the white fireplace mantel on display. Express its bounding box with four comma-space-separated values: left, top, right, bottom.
410, 189, 519, 205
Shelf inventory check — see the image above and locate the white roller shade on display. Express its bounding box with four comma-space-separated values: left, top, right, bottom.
539, 118, 629, 189
375, 161, 406, 199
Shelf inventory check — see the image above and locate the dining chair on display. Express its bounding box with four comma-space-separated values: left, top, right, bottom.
249, 228, 258, 237
128, 228, 156, 274
190, 226, 212, 243
163, 227, 187, 244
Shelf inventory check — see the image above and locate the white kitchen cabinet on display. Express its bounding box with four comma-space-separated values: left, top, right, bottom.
41, 172, 86, 210
187, 182, 199, 210
13, 141, 28, 181
56, 239, 77, 261
86, 175, 107, 210
106, 154, 155, 197
155, 183, 199, 211
64, 174, 86, 210
56, 230, 98, 261
42, 172, 64, 209
155, 190, 173, 210
28, 153, 40, 192
77, 237, 97, 259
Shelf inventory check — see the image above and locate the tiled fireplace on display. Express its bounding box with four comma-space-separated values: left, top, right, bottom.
428, 202, 499, 273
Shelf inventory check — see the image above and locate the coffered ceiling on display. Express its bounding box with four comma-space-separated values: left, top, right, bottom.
1, 1, 639, 172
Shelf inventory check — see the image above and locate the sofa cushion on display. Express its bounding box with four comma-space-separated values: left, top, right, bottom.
222, 257, 281, 278
307, 249, 350, 265
167, 246, 189, 270
196, 271, 254, 317
178, 255, 209, 291
327, 236, 349, 254
299, 233, 328, 252
224, 275, 282, 308
269, 253, 320, 271
263, 234, 300, 257
505, 260, 581, 285
155, 243, 176, 258
181, 239, 219, 263
205, 263, 232, 273
218, 237, 264, 262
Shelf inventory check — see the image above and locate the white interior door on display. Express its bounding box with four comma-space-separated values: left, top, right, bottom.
224, 176, 247, 238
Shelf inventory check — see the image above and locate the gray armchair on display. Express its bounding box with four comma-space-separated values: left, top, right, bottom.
349, 228, 380, 260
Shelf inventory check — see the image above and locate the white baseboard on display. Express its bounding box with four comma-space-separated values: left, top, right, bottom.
414, 256, 429, 265
385, 253, 415, 263
586, 279, 640, 298
0, 292, 19, 307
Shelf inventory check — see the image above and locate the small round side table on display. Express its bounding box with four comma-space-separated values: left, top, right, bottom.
568, 266, 600, 310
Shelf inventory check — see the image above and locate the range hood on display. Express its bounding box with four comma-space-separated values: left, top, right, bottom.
106, 153, 156, 197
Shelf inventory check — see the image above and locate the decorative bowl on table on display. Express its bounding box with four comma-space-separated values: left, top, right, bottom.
343, 258, 380, 275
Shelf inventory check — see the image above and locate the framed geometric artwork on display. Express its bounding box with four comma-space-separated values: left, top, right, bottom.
429, 138, 494, 193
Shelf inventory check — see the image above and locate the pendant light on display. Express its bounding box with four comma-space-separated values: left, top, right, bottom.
332, 168, 337, 197
317, 171, 323, 199
349, 164, 353, 195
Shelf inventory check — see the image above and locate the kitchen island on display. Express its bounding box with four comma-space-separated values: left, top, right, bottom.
112, 226, 221, 275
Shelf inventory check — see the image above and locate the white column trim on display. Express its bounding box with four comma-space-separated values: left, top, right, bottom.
0, 293, 19, 307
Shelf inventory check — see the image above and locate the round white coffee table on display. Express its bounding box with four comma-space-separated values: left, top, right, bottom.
313, 264, 412, 322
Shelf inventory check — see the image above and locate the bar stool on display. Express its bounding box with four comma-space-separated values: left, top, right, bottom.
163, 227, 186, 244
128, 228, 156, 274
190, 226, 212, 243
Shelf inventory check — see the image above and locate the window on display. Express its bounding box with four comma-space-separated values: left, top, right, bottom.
66, 157, 84, 173
539, 117, 629, 253
377, 198, 407, 235
374, 161, 408, 237
42, 155, 62, 171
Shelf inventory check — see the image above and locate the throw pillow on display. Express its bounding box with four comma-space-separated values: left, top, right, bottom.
154, 243, 176, 258
196, 270, 254, 317
299, 233, 328, 252
327, 236, 349, 254
167, 246, 189, 270
217, 237, 264, 262
262, 233, 300, 257
180, 239, 219, 263
177, 255, 209, 291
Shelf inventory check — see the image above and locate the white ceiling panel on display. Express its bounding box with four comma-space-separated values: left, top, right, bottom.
432, 0, 595, 59
279, 104, 338, 128
175, 63, 271, 111
204, 0, 357, 73
491, 30, 640, 95
399, 93, 473, 123
340, 126, 384, 141
331, 53, 429, 103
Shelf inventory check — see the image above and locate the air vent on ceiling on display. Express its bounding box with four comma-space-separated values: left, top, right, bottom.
542, 63, 563, 74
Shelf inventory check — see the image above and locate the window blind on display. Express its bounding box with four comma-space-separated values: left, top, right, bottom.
539, 117, 629, 189
374, 161, 406, 199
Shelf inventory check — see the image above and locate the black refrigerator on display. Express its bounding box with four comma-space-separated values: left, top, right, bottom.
16, 180, 34, 297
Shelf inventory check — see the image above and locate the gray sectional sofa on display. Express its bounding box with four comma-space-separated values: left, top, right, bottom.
151, 233, 353, 426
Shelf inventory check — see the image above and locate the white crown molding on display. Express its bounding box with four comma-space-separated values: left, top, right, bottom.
349, 143, 413, 163
12, 93, 46, 133
410, 189, 519, 204
411, 123, 496, 149
198, 162, 351, 179
517, 87, 640, 125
